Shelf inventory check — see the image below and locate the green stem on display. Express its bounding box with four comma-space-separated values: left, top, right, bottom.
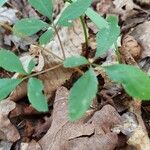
52, 22, 66, 59
114, 42, 122, 64
80, 16, 88, 48
66, 0, 89, 48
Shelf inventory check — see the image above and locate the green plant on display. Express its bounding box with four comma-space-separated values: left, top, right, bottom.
0, 0, 7, 7
1, 0, 150, 121
0, 49, 48, 111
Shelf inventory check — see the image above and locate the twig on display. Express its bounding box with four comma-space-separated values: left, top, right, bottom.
80, 16, 88, 48
52, 23, 66, 59
23, 63, 62, 80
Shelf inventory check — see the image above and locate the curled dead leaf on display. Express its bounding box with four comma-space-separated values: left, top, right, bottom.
122, 35, 142, 60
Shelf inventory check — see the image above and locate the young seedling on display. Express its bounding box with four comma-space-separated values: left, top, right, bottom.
0, 0, 150, 121
0, 49, 48, 112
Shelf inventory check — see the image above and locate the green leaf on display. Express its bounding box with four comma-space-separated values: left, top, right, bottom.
85, 8, 109, 29
69, 68, 98, 121
0, 0, 7, 7
39, 28, 53, 45
0, 49, 26, 74
58, 0, 92, 26
28, 78, 48, 112
63, 56, 89, 68
96, 16, 120, 57
13, 18, 49, 36
27, 59, 36, 74
28, 0, 53, 20
0, 78, 22, 100
104, 64, 150, 100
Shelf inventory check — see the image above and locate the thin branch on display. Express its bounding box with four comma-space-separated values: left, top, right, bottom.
23, 63, 62, 80
52, 23, 66, 59
80, 16, 88, 48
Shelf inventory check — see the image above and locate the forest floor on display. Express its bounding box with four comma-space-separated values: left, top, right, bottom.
0, 0, 150, 150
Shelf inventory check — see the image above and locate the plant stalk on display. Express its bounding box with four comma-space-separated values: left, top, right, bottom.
66, 0, 89, 48
52, 23, 66, 60
80, 16, 88, 48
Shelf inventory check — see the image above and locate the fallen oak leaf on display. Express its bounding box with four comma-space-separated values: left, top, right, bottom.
39, 87, 95, 150
39, 87, 122, 150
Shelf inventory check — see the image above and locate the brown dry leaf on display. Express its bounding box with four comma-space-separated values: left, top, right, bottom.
20, 140, 41, 150
38, 63, 72, 99
39, 87, 94, 150
0, 100, 20, 142
112, 0, 143, 20
10, 104, 43, 118
134, 0, 150, 6
127, 125, 150, 150
95, 0, 113, 15
9, 0, 40, 18
39, 87, 122, 150
130, 21, 150, 59
127, 101, 150, 150
44, 20, 85, 60
7, 62, 71, 102
122, 35, 142, 60
120, 35, 141, 66
112, 112, 139, 136
8, 81, 27, 102
33, 116, 52, 139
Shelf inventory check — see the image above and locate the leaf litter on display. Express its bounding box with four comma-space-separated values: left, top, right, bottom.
0, 0, 150, 149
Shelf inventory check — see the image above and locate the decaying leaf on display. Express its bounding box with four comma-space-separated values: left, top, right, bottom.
134, 0, 150, 6
44, 19, 85, 60
122, 35, 142, 60
112, 112, 139, 136
127, 124, 150, 150
20, 140, 41, 150
37, 63, 72, 99
0, 7, 18, 24
39, 87, 122, 150
0, 140, 13, 150
112, 0, 138, 20
8, 80, 27, 102
130, 21, 150, 58
128, 101, 150, 150
0, 100, 20, 142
